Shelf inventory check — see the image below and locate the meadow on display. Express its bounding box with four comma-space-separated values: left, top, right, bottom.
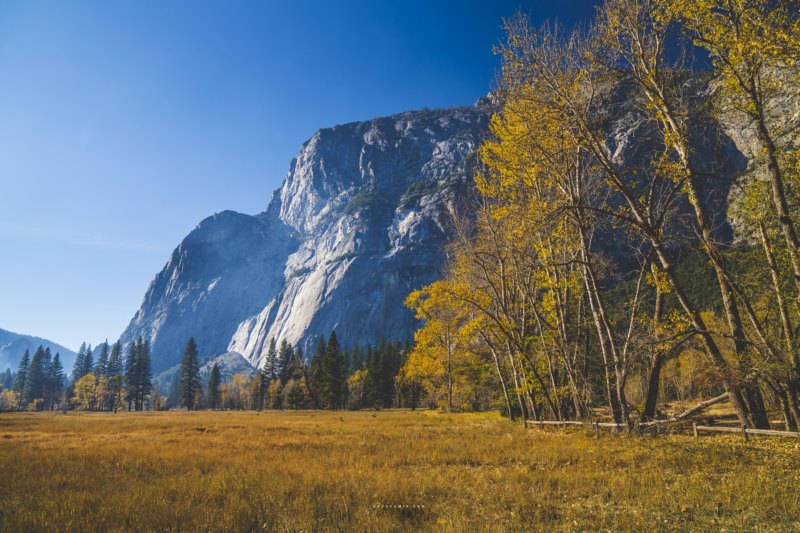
1, 410, 799, 531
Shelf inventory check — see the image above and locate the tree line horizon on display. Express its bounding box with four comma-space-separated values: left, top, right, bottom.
0, 332, 416, 412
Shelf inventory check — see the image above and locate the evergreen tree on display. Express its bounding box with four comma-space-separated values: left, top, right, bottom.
124, 342, 137, 411
208, 363, 221, 410
22, 346, 46, 408
278, 339, 294, 384
0, 369, 12, 390
364, 345, 381, 408
261, 349, 275, 382
179, 337, 201, 410
107, 342, 124, 411
309, 332, 346, 409
258, 340, 277, 408
285, 381, 306, 409
107, 342, 123, 376
135, 338, 152, 410
13, 349, 30, 399
309, 335, 326, 407
49, 353, 65, 408
264, 338, 278, 380
82, 345, 94, 379
251, 372, 265, 410
324, 331, 346, 409
40, 348, 53, 409
349, 344, 364, 373
94, 341, 110, 377
72, 343, 87, 382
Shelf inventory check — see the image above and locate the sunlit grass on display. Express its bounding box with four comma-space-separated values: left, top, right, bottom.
1, 410, 798, 531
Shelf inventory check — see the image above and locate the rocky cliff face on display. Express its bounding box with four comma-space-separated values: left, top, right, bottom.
119, 210, 296, 374
120, 103, 491, 373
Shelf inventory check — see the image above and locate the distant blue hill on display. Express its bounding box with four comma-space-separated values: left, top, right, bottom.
0, 328, 77, 374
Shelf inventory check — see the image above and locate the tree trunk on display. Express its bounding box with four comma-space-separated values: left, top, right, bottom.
759, 222, 795, 358
788, 381, 800, 431
643, 264, 665, 420
744, 385, 771, 430
506, 350, 528, 424
484, 336, 514, 421
577, 226, 623, 424
777, 385, 798, 432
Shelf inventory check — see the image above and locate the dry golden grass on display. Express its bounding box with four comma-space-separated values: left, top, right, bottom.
0, 410, 798, 531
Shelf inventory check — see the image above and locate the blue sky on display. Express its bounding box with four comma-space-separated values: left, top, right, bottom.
0, 0, 597, 351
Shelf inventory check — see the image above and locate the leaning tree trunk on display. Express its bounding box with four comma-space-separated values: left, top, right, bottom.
482, 333, 515, 422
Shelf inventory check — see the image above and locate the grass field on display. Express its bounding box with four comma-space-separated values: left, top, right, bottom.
1, 410, 799, 531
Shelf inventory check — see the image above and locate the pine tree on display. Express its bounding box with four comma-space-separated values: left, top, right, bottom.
261, 350, 275, 382
49, 353, 65, 409
308, 332, 346, 409
364, 345, 380, 408
0, 369, 12, 390
208, 363, 221, 410
349, 344, 364, 373
135, 338, 152, 410
13, 349, 30, 399
325, 331, 346, 409
278, 340, 294, 384
285, 380, 306, 409
82, 345, 94, 379
94, 341, 110, 377
179, 337, 201, 410
22, 346, 46, 408
41, 348, 53, 409
309, 335, 326, 407
72, 343, 87, 382
107, 342, 123, 412
258, 340, 277, 408
124, 342, 137, 411
264, 338, 278, 380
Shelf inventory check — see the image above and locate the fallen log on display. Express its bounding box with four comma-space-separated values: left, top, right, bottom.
641, 392, 729, 426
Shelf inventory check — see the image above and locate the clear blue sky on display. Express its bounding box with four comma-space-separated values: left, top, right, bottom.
0, 0, 597, 351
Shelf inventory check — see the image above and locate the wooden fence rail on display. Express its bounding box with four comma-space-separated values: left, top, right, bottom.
693, 423, 800, 441
528, 419, 800, 441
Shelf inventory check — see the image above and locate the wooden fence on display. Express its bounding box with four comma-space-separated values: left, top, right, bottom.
528, 419, 800, 441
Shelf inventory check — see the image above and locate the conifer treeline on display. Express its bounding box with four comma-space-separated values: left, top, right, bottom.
0, 337, 153, 411
0, 332, 413, 412
174, 332, 412, 411
0, 346, 65, 410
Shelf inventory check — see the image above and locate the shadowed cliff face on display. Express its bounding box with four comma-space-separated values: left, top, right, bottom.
120, 103, 491, 373
119, 210, 296, 374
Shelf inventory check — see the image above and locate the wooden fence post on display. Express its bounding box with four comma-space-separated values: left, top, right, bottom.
693, 422, 698, 438
741, 424, 749, 443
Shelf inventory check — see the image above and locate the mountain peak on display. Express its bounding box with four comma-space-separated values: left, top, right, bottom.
120, 103, 490, 375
